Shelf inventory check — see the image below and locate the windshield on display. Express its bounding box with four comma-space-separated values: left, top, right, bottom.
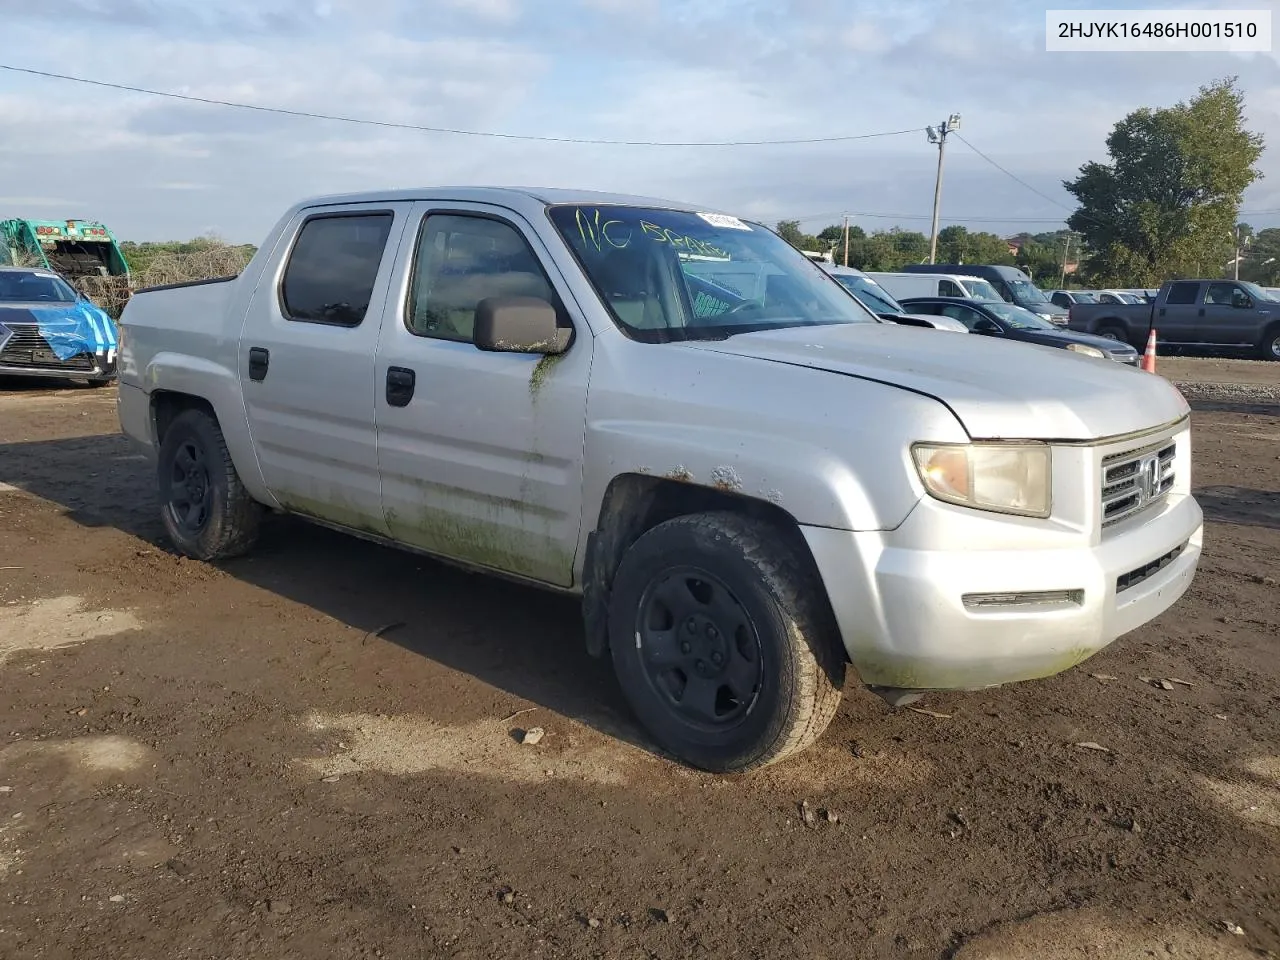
983, 301, 1060, 330
1240, 281, 1274, 302
548, 205, 878, 341
1007, 279, 1050, 304
1070, 291, 1098, 303
832, 275, 903, 314
964, 279, 1002, 301
0, 270, 79, 304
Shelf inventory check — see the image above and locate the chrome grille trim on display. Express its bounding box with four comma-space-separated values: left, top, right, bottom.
1101, 438, 1176, 528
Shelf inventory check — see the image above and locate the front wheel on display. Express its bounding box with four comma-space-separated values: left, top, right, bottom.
157, 409, 262, 561
607, 512, 845, 773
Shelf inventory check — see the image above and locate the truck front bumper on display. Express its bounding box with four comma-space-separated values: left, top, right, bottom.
802, 493, 1203, 690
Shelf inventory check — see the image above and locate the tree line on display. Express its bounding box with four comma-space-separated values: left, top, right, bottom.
776, 220, 1076, 282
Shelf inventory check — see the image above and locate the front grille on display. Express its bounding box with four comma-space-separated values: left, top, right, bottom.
1117, 541, 1187, 593
1101, 439, 1176, 528
0, 323, 97, 371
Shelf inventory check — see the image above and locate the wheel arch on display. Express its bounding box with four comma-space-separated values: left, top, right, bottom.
580, 472, 838, 659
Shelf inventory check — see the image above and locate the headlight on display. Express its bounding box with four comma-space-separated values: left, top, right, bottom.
912, 442, 1051, 517
1066, 343, 1105, 359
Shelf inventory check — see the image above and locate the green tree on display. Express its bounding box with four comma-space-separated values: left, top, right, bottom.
1241, 227, 1280, 285
775, 220, 820, 252
1016, 240, 1063, 284
1064, 77, 1265, 286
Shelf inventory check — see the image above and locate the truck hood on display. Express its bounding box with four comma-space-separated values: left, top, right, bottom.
680, 322, 1188, 441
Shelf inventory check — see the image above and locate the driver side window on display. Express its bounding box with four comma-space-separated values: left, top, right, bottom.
406, 214, 563, 342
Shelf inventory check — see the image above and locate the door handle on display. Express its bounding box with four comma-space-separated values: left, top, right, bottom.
1158, 307, 1165, 317
386, 366, 415, 407
248, 347, 269, 382
1198, 308, 1205, 317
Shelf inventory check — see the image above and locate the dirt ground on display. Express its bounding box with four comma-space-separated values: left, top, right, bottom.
0, 368, 1277, 960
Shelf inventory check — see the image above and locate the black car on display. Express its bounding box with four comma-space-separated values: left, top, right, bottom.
899, 296, 1141, 366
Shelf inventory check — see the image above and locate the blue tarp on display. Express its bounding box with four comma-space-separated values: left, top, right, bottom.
0, 302, 118, 360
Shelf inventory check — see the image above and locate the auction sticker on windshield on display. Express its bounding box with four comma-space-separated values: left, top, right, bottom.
697, 213, 752, 231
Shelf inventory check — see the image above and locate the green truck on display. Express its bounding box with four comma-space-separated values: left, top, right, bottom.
0, 218, 130, 280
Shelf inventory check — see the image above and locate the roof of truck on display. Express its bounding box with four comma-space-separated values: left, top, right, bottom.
292, 186, 718, 215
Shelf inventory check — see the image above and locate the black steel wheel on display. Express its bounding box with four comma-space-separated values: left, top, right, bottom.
165, 436, 212, 534
635, 567, 764, 729
608, 511, 844, 773
157, 408, 262, 561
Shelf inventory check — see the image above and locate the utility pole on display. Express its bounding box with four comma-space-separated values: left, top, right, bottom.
1060, 232, 1072, 289
926, 113, 961, 265
1233, 224, 1250, 280
842, 214, 850, 267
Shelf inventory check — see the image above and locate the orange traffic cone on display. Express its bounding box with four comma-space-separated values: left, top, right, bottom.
1141, 328, 1157, 373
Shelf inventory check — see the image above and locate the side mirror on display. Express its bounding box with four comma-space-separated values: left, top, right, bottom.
473, 296, 569, 354
1233, 293, 1252, 309
973, 318, 1001, 334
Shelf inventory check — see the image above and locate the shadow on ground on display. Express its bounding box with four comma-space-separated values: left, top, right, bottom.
1195, 485, 1280, 531
0, 432, 646, 754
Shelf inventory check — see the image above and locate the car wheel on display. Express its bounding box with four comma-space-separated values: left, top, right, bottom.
1257, 326, 1280, 361
608, 511, 845, 773
157, 408, 262, 561
1096, 325, 1126, 343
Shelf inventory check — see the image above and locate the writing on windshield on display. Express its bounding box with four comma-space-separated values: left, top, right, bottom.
550, 205, 877, 342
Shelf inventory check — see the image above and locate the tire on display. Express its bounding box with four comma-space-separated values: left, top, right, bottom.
1257, 325, 1280, 361
1095, 324, 1128, 345
607, 511, 845, 773
157, 408, 262, 561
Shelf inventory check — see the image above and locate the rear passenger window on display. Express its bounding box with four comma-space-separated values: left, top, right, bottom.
406, 214, 564, 343
1165, 282, 1199, 306
281, 213, 394, 327
939, 280, 961, 297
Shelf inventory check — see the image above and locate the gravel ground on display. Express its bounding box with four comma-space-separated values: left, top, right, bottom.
0, 359, 1277, 960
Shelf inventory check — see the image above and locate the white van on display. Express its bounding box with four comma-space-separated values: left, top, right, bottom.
868, 271, 1002, 303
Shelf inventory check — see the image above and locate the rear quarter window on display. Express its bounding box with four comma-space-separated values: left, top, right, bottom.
281, 212, 394, 327
1165, 282, 1200, 306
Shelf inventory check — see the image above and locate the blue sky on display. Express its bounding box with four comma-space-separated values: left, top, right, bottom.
0, 0, 1276, 242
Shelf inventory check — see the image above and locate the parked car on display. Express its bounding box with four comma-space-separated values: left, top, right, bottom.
1094, 289, 1146, 305
900, 296, 1141, 365
819, 265, 967, 332
897, 263, 1069, 323
0, 266, 118, 386
116, 187, 1202, 772
867, 271, 1002, 303
1066, 279, 1280, 359
1048, 289, 1098, 308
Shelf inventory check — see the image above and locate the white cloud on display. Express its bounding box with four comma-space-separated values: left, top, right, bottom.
0, 0, 1275, 241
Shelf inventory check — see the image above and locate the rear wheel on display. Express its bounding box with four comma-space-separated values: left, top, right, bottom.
1096, 324, 1128, 345
607, 511, 845, 773
157, 409, 262, 561
1257, 326, 1280, 361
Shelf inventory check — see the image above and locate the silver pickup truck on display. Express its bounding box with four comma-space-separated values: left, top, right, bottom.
116, 187, 1203, 772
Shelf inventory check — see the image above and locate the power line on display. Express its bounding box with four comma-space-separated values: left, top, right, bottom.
951, 132, 1075, 212
0, 63, 924, 147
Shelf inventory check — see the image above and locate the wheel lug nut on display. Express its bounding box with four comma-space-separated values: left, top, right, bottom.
685, 620, 697, 634
681, 642, 691, 654
706, 626, 718, 639
711, 652, 723, 665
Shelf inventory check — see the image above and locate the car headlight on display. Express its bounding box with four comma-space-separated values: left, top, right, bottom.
912, 442, 1051, 517
1066, 343, 1106, 359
